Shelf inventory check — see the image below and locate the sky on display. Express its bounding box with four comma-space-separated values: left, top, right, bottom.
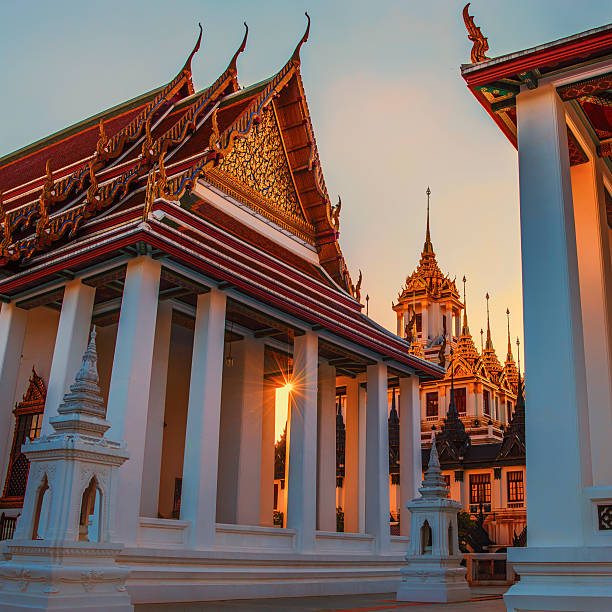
2, 0, 612, 369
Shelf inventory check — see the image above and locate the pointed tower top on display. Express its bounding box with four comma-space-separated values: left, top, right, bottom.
485, 293, 493, 350
423, 186, 434, 254
462, 275, 470, 335
516, 336, 521, 376
52, 326, 108, 435
506, 308, 513, 362
419, 433, 449, 498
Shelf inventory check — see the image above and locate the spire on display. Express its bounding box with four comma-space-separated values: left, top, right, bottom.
51, 326, 109, 437
423, 186, 434, 254
419, 433, 449, 498
485, 293, 493, 350
506, 308, 513, 361
462, 275, 469, 334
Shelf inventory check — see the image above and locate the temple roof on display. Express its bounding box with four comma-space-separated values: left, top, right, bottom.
0, 18, 358, 296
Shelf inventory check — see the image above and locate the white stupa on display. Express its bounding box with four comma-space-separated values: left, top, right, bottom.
396, 434, 471, 603
0, 327, 131, 611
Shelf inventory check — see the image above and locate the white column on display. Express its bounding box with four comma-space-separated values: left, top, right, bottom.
260, 381, 276, 526
365, 362, 390, 553
317, 363, 337, 532
235, 336, 265, 525
180, 289, 226, 548
421, 302, 429, 342
344, 379, 360, 533
286, 331, 318, 551
0, 302, 27, 486
140, 300, 172, 517
217, 336, 265, 525
358, 381, 367, 533
571, 160, 612, 486
42, 279, 95, 436
399, 375, 421, 537
516, 84, 590, 546
106, 257, 161, 543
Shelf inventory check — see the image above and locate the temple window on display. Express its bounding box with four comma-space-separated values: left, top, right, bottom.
1, 369, 46, 505
454, 388, 466, 414
469, 473, 491, 505
507, 401, 513, 422
426, 392, 439, 417
31, 475, 49, 540
416, 313, 422, 333
507, 471, 524, 503
443, 474, 450, 488
483, 390, 490, 417
79, 476, 102, 542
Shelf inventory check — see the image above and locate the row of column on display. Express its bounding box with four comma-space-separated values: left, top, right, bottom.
0, 255, 423, 553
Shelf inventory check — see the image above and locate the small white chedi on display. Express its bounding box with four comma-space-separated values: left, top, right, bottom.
396, 434, 471, 603
0, 327, 131, 611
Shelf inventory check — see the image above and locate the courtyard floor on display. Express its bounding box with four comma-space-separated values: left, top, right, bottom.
138, 586, 508, 612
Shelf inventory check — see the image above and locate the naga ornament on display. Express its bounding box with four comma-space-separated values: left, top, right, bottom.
462, 3, 490, 63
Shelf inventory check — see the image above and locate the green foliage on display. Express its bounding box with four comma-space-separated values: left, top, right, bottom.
457, 511, 478, 552
273, 510, 283, 528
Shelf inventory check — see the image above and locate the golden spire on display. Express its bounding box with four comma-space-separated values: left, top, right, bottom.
516, 337, 521, 376
423, 186, 433, 254
506, 308, 513, 362
485, 292, 493, 350
461, 275, 469, 334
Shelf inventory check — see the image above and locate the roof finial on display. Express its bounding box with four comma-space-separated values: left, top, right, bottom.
462, 3, 490, 63
516, 336, 521, 376
485, 292, 493, 350
291, 12, 311, 65
480, 328, 484, 353
506, 308, 513, 361
228, 22, 248, 78
183, 22, 203, 75
423, 186, 434, 254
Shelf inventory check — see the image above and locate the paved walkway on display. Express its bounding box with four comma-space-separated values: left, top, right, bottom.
139, 586, 508, 612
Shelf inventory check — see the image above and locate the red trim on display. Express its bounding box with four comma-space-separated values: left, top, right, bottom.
463, 29, 612, 88
469, 86, 518, 148
0, 227, 441, 377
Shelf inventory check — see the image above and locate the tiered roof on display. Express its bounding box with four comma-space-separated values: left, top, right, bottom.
396, 192, 460, 305
0, 17, 445, 381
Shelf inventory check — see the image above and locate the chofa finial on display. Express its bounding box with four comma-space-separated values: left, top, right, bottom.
228, 22, 249, 77
291, 12, 311, 65
462, 3, 490, 63
183, 22, 203, 75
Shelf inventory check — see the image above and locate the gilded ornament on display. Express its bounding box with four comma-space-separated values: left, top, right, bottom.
332, 195, 341, 229
216, 106, 305, 225
462, 3, 490, 63
354, 269, 362, 301
96, 119, 108, 157
291, 12, 311, 66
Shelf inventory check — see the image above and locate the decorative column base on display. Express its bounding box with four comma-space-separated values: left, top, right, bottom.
397, 557, 471, 603
505, 546, 612, 612
0, 540, 132, 611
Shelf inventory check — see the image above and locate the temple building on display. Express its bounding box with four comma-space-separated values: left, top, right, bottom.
461, 7, 612, 611
388, 199, 524, 546
0, 19, 443, 606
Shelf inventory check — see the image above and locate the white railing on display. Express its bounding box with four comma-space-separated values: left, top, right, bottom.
215, 523, 297, 552
315, 531, 375, 554
138, 517, 191, 548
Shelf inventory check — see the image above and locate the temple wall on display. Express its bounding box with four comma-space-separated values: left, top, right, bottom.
158, 322, 193, 518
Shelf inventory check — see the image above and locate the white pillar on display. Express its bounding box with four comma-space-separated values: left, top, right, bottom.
260, 381, 276, 526
358, 381, 367, 533
317, 363, 337, 532
571, 160, 612, 486
217, 336, 265, 525
399, 375, 422, 537
344, 379, 360, 533
106, 257, 161, 544
180, 289, 226, 548
42, 279, 95, 436
365, 362, 390, 553
0, 302, 27, 486
516, 84, 591, 546
140, 300, 172, 517
235, 337, 265, 525
286, 331, 318, 551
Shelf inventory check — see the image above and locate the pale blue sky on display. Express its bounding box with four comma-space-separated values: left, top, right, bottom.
2, 1, 611, 362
